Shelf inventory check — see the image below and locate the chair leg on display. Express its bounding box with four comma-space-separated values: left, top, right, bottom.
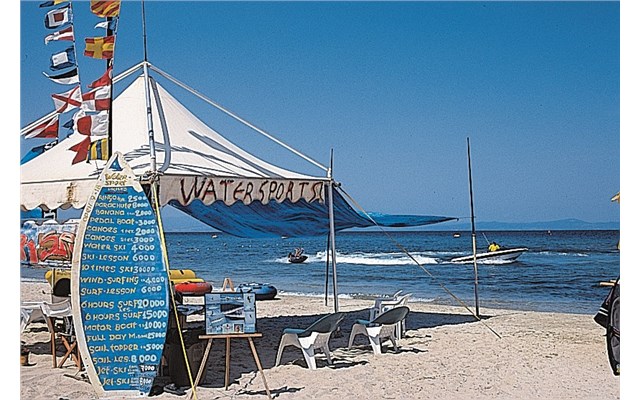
45, 317, 57, 368
301, 346, 317, 370
322, 343, 332, 365
348, 324, 366, 349
275, 336, 287, 366
57, 336, 82, 369
367, 336, 382, 355
389, 335, 398, 352
348, 330, 356, 349
57, 336, 74, 368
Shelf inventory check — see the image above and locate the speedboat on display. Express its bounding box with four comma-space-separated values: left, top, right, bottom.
450, 247, 528, 264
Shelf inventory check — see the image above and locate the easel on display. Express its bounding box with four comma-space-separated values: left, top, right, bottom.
188, 278, 272, 399
189, 333, 271, 400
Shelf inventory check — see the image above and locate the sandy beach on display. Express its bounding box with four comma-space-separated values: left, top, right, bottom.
19, 281, 619, 399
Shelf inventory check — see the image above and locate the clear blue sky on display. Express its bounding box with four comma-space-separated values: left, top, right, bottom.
17, 1, 623, 225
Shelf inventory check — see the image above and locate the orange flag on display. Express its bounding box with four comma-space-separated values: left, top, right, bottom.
84, 36, 115, 59
90, 0, 121, 18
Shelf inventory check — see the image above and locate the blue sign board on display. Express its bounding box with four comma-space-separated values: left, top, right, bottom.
72, 153, 170, 398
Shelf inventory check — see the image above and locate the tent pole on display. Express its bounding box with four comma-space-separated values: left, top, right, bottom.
324, 232, 330, 307
467, 137, 480, 318
327, 150, 339, 313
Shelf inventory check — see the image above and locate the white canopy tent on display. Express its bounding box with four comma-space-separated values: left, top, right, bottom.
21, 62, 329, 212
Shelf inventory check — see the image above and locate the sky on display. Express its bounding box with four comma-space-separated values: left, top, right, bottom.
16, 0, 624, 227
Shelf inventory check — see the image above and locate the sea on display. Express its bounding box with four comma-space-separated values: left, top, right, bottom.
21, 230, 619, 316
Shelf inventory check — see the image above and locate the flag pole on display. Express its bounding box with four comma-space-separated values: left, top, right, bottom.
467, 137, 480, 318
141, 0, 157, 175
106, 17, 114, 159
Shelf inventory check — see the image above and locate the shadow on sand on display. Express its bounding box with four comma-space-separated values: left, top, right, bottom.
22, 305, 484, 394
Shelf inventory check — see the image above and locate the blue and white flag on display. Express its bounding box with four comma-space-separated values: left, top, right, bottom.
50, 46, 76, 71
43, 67, 79, 85
44, 4, 72, 29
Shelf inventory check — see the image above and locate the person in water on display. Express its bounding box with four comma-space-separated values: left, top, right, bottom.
289, 248, 305, 259
488, 242, 501, 252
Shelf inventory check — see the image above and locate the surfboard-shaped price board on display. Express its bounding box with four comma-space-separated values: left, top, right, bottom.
71, 152, 170, 398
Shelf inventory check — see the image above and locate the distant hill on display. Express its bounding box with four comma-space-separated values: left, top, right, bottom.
424, 218, 619, 231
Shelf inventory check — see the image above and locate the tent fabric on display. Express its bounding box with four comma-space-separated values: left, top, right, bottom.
21, 73, 324, 211
21, 64, 454, 237
169, 189, 454, 238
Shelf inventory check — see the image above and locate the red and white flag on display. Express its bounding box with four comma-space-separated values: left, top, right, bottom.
22, 114, 59, 139
81, 85, 111, 112
51, 84, 82, 113
74, 110, 109, 136
88, 66, 112, 89
44, 25, 74, 44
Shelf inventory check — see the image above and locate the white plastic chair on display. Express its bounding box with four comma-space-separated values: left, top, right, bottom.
275, 312, 345, 369
369, 293, 412, 338
348, 306, 410, 355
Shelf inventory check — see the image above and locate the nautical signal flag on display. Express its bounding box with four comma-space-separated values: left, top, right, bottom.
51, 85, 82, 114
69, 136, 91, 164
88, 138, 109, 161
84, 36, 115, 59
90, 0, 121, 18
43, 67, 79, 85
94, 18, 118, 32
51, 85, 82, 113
74, 110, 109, 136
81, 85, 111, 112
44, 4, 72, 29
39, 0, 69, 8
88, 66, 112, 89
22, 114, 59, 139
21, 139, 59, 165
44, 25, 74, 45
50, 46, 76, 71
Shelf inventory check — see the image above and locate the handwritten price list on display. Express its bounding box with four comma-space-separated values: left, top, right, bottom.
79, 186, 169, 394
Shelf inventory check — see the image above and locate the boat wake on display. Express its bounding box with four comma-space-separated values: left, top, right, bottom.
273, 250, 439, 266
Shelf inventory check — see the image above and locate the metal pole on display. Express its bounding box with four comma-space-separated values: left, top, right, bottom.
327, 150, 339, 313
324, 232, 330, 307
141, 0, 157, 175
467, 137, 480, 318
106, 18, 114, 158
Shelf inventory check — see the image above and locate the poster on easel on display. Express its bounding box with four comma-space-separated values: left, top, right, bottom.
71, 152, 170, 398
205, 278, 256, 334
